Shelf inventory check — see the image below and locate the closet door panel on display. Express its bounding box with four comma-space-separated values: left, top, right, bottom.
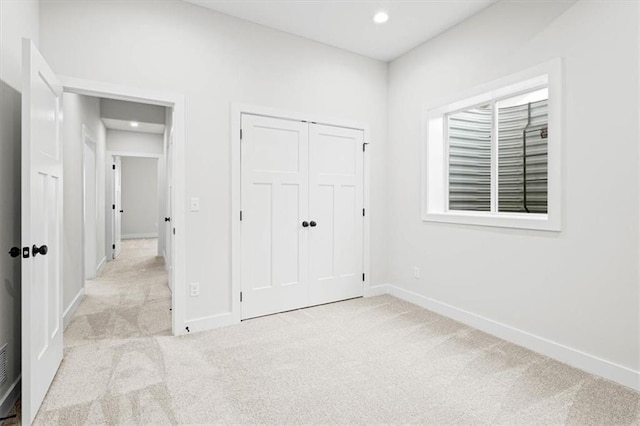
314, 184, 335, 279
309, 124, 364, 306
241, 115, 309, 319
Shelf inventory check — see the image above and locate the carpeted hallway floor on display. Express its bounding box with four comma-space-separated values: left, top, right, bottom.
10, 238, 639, 425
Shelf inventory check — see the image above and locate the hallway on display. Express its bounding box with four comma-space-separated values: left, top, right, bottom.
67, 238, 171, 342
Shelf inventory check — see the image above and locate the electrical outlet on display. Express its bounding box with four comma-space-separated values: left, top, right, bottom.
190, 198, 200, 212
413, 267, 420, 279
190, 282, 200, 297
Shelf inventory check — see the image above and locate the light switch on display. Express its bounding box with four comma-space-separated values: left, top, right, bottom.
190, 198, 200, 212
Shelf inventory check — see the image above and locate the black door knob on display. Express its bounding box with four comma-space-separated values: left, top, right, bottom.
310, 221, 317, 227
119, 210, 124, 213
302, 221, 309, 228
32, 244, 48, 256
165, 217, 171, 222
8, 247, 20, 258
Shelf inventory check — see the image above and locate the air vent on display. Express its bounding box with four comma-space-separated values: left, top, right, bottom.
0, 343, 7, 386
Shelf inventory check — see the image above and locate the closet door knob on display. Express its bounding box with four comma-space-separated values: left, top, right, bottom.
302, 221, 309, 228
309, 221, 317, 227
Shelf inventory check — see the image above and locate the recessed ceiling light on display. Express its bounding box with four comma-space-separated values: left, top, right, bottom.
373, 11, 389, 24
130, 121, 139, 128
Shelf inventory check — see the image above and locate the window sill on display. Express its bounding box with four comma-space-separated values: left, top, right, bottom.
422, 211, 560, 232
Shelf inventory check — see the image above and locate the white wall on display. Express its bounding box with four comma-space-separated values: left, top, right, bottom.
0, 0, 39, 415
387, 0, 639, 378
120, 157, 159, 238
101, 98, 166, 124
40, 1, 388, 328
62, 93, 106, 316
106, 129, 163, 155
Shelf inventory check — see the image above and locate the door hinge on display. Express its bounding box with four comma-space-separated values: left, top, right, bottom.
240, 211, 243, 221
112, 204, 115, 210
112, 164, 115, 170
240, 292, 243, 302
362, 273, 365, 282
173, 227, 176, 235
363, 208, 365, 217
363, 142, 369, 152
112, 244, 115, 250
240, 129, 243, 140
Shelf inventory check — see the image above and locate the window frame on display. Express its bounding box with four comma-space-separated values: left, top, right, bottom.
422, 59, 562, 231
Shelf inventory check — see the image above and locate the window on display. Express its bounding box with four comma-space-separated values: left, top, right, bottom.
423, 60, 562, 231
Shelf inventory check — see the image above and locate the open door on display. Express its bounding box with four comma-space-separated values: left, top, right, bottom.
21, 38, 64, 425
165, 126, 174, 290
114, 156, 122, 258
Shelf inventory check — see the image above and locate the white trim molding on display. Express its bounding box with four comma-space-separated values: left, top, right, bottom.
184, 313, 236, 334
364, 284, 389, 297
96, 256, 107, 276
422, 59, 563, 232
63, 288, 85, 329
366, 284, 639, 391
0, 376, 21, 417
60, 75, 187, 336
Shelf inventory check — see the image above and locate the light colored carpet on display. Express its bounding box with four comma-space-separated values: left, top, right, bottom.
16, 238, 639, 425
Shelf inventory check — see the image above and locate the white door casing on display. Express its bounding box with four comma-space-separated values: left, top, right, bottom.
114, 156, 122, 258
21, 38, 64, 425
241, 115, 310, 319
166, 125, 174, 289
308, 124, 364, 305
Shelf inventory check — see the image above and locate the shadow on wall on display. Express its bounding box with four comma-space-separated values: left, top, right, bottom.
0, 79, 22, 411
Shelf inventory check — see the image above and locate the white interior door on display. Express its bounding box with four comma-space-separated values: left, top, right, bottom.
309, 123, 364, 305
114, 156, 122, 258
241, 114, 310, 319
21, 38, 64, 425
83, 138, 97, 279
166, 127, 173, 289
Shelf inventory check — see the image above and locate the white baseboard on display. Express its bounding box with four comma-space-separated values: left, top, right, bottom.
162, 250, 169, 272
364, 284, 389, 297
182, 312, 237, 335
381, 284, 639, 391
96, 256, 107, 276
122, 233, 158, 240
0, 376, 20, 417
63, 288, 85, 329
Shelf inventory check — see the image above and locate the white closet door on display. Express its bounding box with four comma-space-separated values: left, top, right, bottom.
241, 114, 310, 319
309, 123, 364, 305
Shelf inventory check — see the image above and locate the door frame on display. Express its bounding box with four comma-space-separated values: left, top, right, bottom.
60, 75, 187, 336
106, 151, 163, 248
81, 125, 100, 280
230, 103, 372, 323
